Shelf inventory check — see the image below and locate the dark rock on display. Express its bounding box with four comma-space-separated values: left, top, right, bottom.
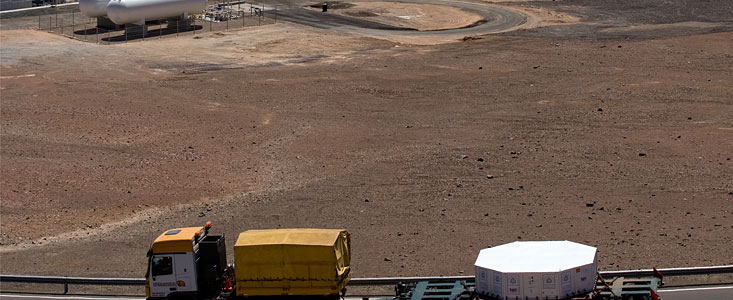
639, 153, 647, 156
586, 203, 595, 207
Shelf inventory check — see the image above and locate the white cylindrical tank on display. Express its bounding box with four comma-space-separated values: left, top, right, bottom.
80, 0, 112, 17
106, 0, 206, 25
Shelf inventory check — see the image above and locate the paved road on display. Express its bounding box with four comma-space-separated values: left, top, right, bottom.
269, 0, 527, 37
657, 285, 733, 300
0, 0, 527, 37
2, 286, 733, 300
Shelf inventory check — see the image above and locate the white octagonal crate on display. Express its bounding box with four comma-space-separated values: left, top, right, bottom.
474, 241, 597, 300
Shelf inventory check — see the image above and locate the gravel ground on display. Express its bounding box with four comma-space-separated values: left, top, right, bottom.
1, 0, 732, 285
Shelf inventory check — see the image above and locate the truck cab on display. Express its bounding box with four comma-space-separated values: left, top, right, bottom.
146, 222, 227, 300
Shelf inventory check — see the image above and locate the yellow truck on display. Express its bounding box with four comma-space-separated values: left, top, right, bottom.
145, 222, 351, 300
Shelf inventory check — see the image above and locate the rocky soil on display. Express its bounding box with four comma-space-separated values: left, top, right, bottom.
1, 0, 731, 284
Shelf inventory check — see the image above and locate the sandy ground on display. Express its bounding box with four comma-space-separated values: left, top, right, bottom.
1, 0, 732, 289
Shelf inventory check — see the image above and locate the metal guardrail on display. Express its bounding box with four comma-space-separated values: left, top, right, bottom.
2, 265, 732, 293
0, 275, 144, 294
600, 265, 733, 277
349, 265, 732, 285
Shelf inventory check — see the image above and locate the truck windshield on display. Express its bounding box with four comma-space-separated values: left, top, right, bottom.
152, 256, 173, 276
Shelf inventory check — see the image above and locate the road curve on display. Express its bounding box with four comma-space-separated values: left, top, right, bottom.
269, 0, 527, 37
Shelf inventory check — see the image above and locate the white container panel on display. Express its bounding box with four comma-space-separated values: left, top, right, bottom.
571, 263, 595, 295
505, 273, 521, 297
526, 273, 542, 297
559, 269, 573, 298
474, 266, 491, 295
541, 273, 559, 297
492, 272, 504, 299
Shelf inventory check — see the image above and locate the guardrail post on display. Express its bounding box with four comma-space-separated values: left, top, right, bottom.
63, 282, 68, 294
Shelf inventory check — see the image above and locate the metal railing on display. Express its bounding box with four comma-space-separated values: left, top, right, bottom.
600, 265, 733, 277
350, 265, 733, 285
2, 265, 732, 293
0, 274, 144, 294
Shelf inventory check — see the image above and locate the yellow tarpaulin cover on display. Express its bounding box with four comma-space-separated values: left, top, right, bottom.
234, 228, 351, 296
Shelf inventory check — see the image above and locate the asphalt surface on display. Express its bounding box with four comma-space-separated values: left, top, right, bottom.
269, 0, 527, 37
2, 286, 733, 299
657, 285, 733, 300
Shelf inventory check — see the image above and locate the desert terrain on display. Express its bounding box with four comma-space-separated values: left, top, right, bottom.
1, 0, 732, 285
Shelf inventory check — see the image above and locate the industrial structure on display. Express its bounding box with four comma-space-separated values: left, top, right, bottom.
79, 0, 205, 29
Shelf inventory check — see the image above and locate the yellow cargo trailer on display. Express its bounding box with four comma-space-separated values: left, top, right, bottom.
145, 223, 350, 300
234, 229, 351, 297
